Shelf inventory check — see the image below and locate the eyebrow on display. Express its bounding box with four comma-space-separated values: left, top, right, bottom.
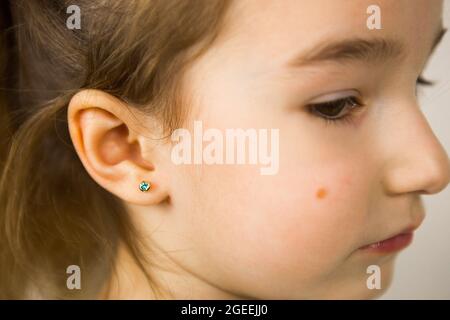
287, 26, 447, 67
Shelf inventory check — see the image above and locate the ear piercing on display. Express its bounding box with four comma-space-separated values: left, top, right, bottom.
139, 180, 151, 192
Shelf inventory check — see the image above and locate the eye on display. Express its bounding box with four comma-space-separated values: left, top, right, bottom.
416, 75, 434, 86
416, 75, 434, 97
307, 96, 364, 124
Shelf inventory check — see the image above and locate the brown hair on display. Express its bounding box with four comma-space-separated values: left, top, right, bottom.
0, 0, 231, 299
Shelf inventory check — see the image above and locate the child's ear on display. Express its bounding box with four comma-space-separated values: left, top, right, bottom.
67, 89, 170, 205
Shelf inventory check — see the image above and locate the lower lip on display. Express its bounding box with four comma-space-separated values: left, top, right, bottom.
359, 232, 414, 254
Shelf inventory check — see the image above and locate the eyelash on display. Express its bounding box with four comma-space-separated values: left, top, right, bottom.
307, 75, 434, 126
307, 96, 364, 126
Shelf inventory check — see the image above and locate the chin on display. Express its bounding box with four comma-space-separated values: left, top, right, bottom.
350, 260, 397, 300
316, 260, 397, 299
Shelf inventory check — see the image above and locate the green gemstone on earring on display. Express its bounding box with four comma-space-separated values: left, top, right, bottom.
139, 181, 151, 192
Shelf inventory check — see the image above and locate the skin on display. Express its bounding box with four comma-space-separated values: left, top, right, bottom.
68, 0, 450, 299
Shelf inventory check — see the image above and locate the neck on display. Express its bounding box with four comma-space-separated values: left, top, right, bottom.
99, 241, 244, 300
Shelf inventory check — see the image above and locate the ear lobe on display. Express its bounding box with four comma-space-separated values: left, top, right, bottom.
67, 89, 170, 206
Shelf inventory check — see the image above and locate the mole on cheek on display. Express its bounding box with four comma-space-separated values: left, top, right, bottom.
316, 187, 327, 199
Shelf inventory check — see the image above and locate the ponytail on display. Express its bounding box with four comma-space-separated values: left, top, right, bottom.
0, 94, 124, 298
0, 0, 12, 167
0, 1, 128, 298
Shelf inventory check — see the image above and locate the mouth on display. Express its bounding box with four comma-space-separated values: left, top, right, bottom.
358, 225, 419, 255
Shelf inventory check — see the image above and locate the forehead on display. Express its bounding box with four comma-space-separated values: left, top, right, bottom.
218, 0, 443, 67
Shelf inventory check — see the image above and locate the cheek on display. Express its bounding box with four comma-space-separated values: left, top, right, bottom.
262, 177, 360, 270
208, 162, 372, 282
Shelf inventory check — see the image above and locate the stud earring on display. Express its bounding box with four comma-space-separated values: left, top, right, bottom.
139, 181, 151, 192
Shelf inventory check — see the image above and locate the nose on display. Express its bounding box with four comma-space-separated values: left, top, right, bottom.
381, 100, 450, 196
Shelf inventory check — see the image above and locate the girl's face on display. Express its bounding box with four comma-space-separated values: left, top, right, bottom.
131, 0, 450, 299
